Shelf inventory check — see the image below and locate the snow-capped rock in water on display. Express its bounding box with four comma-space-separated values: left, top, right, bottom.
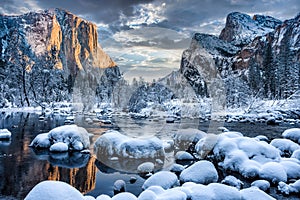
0, 129, 11, 139
113, 180, 126, 195
137, 162, 155, 174
30, 125, 90, 151
142, 171, 178, 190
195, 133, 219, 159
278, 179, 300, 195
0, 9, 120, 108
282, 128, 300, 144
221, 175, 244, 189
270, 138, 300, 156
175, 151, 194, 160
251, 180, 270, 192
25, 181, 86, 200
173, 128, 206, 150
94, 130, 165, 159
49, 142, 69, 152
179, 160, 218, 184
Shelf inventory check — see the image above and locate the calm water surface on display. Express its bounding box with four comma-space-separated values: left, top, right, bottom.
0, 112, 299, 199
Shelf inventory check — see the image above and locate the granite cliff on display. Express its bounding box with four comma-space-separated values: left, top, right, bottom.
0, 8, 120, 108
175, 12, 300, 107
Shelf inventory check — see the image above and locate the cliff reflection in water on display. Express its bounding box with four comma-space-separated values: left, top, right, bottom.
0, 113, 96, 199
47, 156, 96, 194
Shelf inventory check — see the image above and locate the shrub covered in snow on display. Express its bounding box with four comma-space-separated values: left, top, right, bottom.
30, 125, 90, 151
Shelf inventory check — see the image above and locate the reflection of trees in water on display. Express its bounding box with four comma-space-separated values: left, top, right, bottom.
0, 113, 97, 198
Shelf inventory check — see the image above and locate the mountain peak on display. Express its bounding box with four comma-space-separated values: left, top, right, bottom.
219, 12, 282, 46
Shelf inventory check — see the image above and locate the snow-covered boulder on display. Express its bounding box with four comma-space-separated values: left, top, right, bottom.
113, 180, 126, 194
270, 138, 300, 156
179, 160, 218, 184
221, 175, 243, 189
212, 132, 282, 178
96, 194, 111, 200
137, 162, 154, 174
0, 129, 11, 139
154, 188, 187, 200
175, 151, 194, 160
195, 134, 219, 159
280, 160, 300, 179
94, 130, 165, 159
111, 192, 137, 200
291, 149, 300, 160
142, 171, 178, 190
259, 162, 287, 184
30, 125, 90, 151
240, 187, 275, 200
25, 181, 86, 200
49, 142, 68, 152
278, 180, 300, 195
282, 128, 300, 144
139, 186, 187, 200
251, 180, 270, 192
181, 182, 241, 200
170, 163, 185, 173
173, 128, 206, 150
30, 133, 50, 148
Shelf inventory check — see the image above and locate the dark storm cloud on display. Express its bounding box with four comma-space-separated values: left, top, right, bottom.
36, 0, 155, 23
157, 0, 300, 34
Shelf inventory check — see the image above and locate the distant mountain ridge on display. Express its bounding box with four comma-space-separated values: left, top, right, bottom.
0, 8, 120, 108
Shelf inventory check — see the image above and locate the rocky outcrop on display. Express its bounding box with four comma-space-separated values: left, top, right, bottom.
219, 12, 281, 47
0, 9, 120, 108
177, 12, 299, 107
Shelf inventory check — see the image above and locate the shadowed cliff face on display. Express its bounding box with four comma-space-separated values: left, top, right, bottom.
177, 12, 300, 106
0, 9, 120, 107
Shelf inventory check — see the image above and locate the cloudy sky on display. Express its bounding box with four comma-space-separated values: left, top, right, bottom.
1, 0, 299, 81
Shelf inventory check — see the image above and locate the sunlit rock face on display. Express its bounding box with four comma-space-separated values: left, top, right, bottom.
0, 8, 120, 107
0, 8, 115, 73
